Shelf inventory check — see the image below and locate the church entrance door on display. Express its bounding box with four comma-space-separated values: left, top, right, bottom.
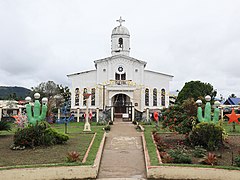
112, 94, 133, 121
113, 94, 127, 113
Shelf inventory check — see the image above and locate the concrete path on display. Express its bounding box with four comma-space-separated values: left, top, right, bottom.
97, 119, 146, 179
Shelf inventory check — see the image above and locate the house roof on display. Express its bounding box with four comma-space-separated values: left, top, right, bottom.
223, 98, 240, 105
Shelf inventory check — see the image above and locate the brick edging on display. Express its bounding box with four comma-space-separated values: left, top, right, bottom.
82, 133, 97, 163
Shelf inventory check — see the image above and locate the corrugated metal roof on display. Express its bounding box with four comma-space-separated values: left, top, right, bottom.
224, 98, 240, 105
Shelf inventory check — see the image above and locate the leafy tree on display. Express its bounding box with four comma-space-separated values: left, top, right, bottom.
161, 98, 197, 135
31, 81, 71, 117
57, 85, 71, 102
229, 94, 236, 98
176, 81, 216, 104
31, 81, 59, 99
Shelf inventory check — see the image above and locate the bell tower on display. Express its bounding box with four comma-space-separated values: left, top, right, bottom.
111, 17, 130, 56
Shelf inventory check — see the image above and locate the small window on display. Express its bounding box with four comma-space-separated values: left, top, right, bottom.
83, 88, 87, 106
145, 88, 149, 106
118, 38, 123, 48
161, 89, 166, 106
75, 88, 79, 106
91, 88, 95, 106
135, 69, 138, 72
153, 88, 157, 106
103, 68, 106, 72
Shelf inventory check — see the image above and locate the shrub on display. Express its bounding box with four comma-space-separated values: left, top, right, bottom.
67, 151, 80, 162
192, 146, 207, 158
44, 128, 69, 144
132, 120, 137, 125
235, 155, 240, 167
0, 121, 11, 131
96, 121, 107, 126
168, 149, 192, 164
188, 122, 224, 151
104, 125, 111, 131
161, 98, 197, 135
13, 122, 69, 148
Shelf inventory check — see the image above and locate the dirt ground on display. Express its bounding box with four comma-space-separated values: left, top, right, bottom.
158, 133, 240, 167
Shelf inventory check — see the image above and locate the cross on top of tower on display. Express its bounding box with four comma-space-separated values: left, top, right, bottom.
116, 16, 125, 26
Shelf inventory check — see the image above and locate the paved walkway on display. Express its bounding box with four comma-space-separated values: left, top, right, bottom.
97, 119, 146, 179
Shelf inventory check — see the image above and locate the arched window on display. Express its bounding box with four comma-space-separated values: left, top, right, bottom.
145, 88, 149, 106
153, 88, 157, 106
118, 38, 123, 48
91, 88, 95, 106
161, 89, 166, 106
75, 88, 79, 106
83, 88, 87, 106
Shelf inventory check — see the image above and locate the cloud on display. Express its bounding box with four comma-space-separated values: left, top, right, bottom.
0, 0, 240, 98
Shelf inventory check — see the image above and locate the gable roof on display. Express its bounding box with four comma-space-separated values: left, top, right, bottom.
94, 54, 147, 67
224, 98, 240, 105
67, 70, 96, 77
144, 69, 174, 78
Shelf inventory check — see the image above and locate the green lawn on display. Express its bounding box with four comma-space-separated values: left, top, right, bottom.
0, 121, 105, 168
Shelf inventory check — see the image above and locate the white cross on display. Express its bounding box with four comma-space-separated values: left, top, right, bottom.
116, 16, 125, 26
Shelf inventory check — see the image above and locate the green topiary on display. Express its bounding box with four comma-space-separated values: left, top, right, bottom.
188, 122, 224, 151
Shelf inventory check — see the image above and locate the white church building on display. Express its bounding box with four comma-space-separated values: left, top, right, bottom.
67, 17, 173, 121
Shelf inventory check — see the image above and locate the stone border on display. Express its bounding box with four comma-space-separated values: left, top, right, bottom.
0, 132, 106, 180
82, 133, 97, 163
142, 132, 240, 180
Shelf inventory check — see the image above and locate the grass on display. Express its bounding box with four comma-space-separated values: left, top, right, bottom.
222, 121, 240, 135
143, 124, 164, 166
0, 121, 105, 169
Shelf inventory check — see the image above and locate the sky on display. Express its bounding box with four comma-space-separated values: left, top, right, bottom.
0, 0, 240, 99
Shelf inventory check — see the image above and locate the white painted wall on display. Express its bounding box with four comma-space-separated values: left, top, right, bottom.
144, 70, 173, 109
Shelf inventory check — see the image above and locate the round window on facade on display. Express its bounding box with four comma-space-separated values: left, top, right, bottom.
118, 66, 123, 73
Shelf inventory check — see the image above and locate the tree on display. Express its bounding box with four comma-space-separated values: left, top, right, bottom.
31, 81, 60, 99
57, 85, 71, 102
229, 94, 236, 98
31, 81, 71, 117
162, 98, 197, 135
176, 81, 216, 104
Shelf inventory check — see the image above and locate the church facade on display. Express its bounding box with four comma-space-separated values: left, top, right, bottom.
67, 17, 173, 120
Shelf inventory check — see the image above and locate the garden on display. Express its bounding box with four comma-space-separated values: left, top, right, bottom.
143, 96, 240, 170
